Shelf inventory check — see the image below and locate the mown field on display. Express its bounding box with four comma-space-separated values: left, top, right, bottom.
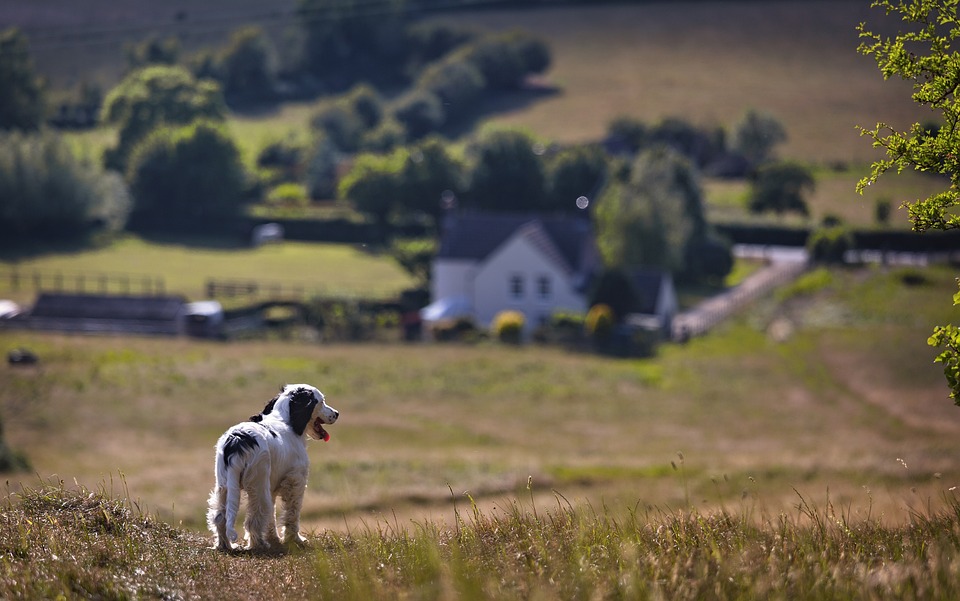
0, 235, 414, 305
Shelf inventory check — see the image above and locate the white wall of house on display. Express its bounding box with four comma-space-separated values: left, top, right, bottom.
432, 259, 476, 302
472, 234, 587, 331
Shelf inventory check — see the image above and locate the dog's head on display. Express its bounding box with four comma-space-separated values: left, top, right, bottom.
250, 383, 339, 441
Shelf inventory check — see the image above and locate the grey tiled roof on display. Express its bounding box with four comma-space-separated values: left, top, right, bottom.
437, 212, 597, 274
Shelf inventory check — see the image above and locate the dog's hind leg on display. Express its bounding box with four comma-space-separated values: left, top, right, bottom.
277, 474, 308, 546
207, 485, 232, 551
243, 477, 275, 551
264, 492, 282, 548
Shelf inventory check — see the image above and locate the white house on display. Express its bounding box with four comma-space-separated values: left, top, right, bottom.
424, 212, 602, 334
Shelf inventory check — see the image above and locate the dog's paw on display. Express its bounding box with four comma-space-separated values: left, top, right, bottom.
284, 533, 309, 548
213, 539, 238, 553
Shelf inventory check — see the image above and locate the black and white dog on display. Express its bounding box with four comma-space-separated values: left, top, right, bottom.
207, 384, 339, 552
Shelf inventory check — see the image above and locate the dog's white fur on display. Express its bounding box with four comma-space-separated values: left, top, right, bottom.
207, 383, 338, 552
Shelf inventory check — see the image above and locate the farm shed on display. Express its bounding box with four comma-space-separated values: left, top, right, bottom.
16, 293, 189, 336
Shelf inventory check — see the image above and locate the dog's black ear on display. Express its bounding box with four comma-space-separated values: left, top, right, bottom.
288, 388, 318, 436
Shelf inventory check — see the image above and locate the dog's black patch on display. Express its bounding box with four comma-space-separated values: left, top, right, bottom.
249, 394, 280, 422
223, 430, 258, 468
266, 428, 278, 439
288, 387, 318, 437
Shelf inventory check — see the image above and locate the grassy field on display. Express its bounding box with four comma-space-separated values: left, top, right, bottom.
1, 262, 958, 598
1, 264, 956, 533
0, 235, 415, 305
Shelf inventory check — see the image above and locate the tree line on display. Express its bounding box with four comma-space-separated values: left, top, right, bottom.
0, 0, 816, 290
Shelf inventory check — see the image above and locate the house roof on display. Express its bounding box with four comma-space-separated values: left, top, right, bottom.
30, 293, 187, 321
437, 212, 597, 274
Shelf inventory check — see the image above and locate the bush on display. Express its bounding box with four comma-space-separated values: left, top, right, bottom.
392, 90, 445, 140
0, 130, 131, 239
534, 311, 586, 346
585, 304, 615, 341
431, 317, 480, 342
492, 310, 525, 344
266, 183, 309, 207
807, 224, 854, 264
416, 58, 485, 121
126, 120, 246, 232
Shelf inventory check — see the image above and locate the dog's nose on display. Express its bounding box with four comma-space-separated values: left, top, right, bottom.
333, 409, 339, 420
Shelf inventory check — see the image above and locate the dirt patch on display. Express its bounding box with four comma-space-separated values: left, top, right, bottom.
820, 343, 959, 436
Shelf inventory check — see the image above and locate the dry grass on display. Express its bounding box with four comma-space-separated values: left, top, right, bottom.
4, 478, 960, 600
440, 2, 918, 165
1, 264, 956, 539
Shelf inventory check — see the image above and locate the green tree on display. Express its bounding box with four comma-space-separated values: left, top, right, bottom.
296, 0, 406, 86
747, 162, 814, 216
305, 134, 339, 200
594, 145, 706, 275
101, 65, 226, 171
124, 36, 181, 70
389, 237, 436, 286
466, 127, 547, 211
126, 121, 246, 232
392, 89, 445, 139
398, 136, 464, 228
732, 109, 787, 167
0, 28, 46, 131
857, 0, 960, 402
546, 144, 607, 212
218, 26, 277, 104
0, 131, 130, 238
338, 150, 404, 235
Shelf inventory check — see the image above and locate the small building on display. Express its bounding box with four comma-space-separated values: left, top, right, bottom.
183, 300, 225, 338
17, 293, 188, 336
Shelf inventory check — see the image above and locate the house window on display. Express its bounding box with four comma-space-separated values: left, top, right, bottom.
509, 274, 524, 299
537, 275, 552, 301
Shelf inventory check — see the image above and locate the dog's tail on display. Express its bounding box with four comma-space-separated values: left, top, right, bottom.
209, 437, 249, 548
222, 464, 243, 543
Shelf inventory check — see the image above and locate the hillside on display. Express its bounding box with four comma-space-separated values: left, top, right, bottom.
6, 0, 919, 166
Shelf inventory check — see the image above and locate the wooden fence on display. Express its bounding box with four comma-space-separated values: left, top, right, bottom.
0, 268, 166, 296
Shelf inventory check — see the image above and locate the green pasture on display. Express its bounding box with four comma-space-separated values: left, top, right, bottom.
0, 235, 415, 305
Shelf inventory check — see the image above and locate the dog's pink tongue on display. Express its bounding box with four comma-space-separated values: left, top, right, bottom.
322, 430, 330, 442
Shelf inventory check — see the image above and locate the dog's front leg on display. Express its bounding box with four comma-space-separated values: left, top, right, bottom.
277, 474, 308, 546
